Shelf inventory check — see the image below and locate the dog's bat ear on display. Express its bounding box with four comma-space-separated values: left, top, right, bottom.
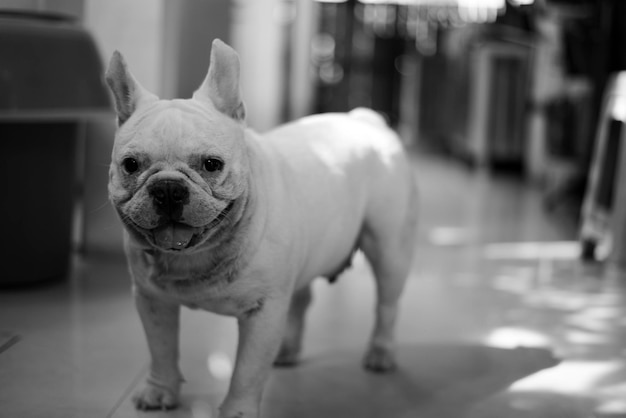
105, 51, 158, 126
193, 39, 246, 121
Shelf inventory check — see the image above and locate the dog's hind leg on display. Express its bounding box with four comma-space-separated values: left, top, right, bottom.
359, 187, 417, 372
361, 237, 413, 372
273, 284, 313, 367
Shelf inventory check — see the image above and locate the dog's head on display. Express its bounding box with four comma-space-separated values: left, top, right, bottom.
106, 40, 249, 252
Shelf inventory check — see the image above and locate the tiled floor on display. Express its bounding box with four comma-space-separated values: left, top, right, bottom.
2, 153, 626, 418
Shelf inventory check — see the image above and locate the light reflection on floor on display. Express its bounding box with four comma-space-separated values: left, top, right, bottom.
484, 327, 553, 349
482, 241, 581, 260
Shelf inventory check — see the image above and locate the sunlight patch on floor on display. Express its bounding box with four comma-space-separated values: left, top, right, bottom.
510, 360, 623, 394
484, 327, 552, 349
483, 241, 581, 260
207, 352, 233, 380
429, 226, 474, 246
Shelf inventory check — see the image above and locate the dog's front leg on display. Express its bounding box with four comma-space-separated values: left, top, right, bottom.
219, 296, 290, 418
132, 289, 184, 410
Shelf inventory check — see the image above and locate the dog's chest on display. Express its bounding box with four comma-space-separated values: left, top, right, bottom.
137, 250, 263, 317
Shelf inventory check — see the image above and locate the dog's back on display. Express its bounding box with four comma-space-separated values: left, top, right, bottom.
255, 109, 417, 287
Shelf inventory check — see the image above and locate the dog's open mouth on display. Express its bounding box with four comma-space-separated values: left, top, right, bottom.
149, 201, 235, 251
152, 222, 198, 250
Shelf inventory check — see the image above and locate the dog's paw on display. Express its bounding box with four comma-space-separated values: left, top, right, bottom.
132, 382, 180, 411
363, 346, 397, 373
219, 401, 258, 418
273, 344, 301, 367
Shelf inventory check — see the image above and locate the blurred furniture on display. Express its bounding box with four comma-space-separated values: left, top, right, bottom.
0, 11, 111, 285
419, 33, 532, 165
466, 41, 531, 168
580, 71, 626, 263
541, 78, 593, 214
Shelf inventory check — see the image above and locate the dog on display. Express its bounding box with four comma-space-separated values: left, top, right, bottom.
105, 39, 418, 418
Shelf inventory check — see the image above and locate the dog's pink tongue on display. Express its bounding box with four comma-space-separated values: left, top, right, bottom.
153, 224, 195, 250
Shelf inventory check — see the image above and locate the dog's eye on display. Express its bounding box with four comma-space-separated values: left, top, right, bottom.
203, 158, 224, 173
122, 157, 139, 174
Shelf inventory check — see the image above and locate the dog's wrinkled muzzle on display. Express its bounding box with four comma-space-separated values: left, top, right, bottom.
120, 178, 235, 251
148, 180, 189, 222
147, 179, 196, 250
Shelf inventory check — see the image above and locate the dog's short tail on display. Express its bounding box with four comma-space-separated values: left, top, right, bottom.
349, 107, 389, 128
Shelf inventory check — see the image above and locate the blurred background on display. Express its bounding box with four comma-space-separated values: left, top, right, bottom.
0, 0, 623, 256
1, 0, 624, 257
5, 0, 626, 417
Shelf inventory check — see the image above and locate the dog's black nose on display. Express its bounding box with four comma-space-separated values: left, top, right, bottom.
148, 180, 189, 221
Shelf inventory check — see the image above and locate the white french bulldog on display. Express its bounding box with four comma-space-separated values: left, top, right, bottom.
106, 39, 418, 418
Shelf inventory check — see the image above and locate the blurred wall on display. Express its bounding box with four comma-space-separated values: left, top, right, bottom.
231, 0, 317, 131
231, 0, 285, 132
84, 0, 163, 95
290, 0, 318, 121
162, 0, 231, 99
